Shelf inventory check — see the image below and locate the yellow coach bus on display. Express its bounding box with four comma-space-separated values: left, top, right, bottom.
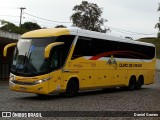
4, 28, 156, 97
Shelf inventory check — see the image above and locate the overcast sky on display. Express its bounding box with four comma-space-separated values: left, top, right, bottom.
0, 0, 159, 39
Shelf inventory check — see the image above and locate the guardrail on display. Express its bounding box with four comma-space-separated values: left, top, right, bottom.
0, 30, 20, 40
0, 64, 10, 80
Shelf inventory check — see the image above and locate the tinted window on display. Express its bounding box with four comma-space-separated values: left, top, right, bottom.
55, 35, 75, 66
72, 36, 155, 60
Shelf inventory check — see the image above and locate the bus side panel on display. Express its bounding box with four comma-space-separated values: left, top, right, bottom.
144, 70, 155, 85
81, 70, 95, 89
94, 70, 112, 88
48, 70, 62, 94
112, 70, 128, 86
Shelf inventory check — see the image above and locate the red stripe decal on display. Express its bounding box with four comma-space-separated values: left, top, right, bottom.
89, 51, 150, 60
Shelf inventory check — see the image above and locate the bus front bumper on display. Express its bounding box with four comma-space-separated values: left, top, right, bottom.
9, 79, 49, 94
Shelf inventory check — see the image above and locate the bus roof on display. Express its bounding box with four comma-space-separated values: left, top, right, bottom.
21, 28, 155, 47
76, 28, 155, 47
21, 28, 71, 38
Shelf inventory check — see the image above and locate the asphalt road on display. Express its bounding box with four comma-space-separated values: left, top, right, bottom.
0, 71, 160, 119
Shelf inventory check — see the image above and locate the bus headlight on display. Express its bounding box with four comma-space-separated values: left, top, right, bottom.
34, 77, 51, 85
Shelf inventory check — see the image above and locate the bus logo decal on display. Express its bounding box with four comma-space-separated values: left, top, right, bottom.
107, 55, 117, 65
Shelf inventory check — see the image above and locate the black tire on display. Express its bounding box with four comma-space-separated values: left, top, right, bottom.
64, 80, 79, 97
36, 94, 47, 97
102, 88, 116, 92
128, 76, 136, 91
135, 76, 143, 90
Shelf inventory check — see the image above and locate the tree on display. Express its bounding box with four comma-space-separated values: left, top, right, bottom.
0, 20, 21, 34
55, 25, 66, 28
0, 20, 41, 34
155, 23, 160, 38
21, 22, 41, 32
70, 1, 108, 33
155, 3, 160, 38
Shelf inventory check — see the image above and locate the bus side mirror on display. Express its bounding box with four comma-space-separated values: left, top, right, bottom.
3, 43, 17, 57
44, 42, 64, 59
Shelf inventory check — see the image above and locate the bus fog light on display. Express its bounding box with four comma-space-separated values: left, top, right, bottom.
38, 87, 43, 91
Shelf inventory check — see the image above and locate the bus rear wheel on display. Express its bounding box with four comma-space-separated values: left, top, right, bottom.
64, 80, 79, 97
128, 76, 136, 91
135, 76, 144, 90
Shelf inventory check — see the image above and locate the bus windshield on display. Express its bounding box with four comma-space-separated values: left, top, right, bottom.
11, 35, 75, 76
11, 38, 55, 76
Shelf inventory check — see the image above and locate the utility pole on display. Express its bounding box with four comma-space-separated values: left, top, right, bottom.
19, 7, 26, 27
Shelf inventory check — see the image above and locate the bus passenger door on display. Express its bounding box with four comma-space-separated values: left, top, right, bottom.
49, 70, 62, 93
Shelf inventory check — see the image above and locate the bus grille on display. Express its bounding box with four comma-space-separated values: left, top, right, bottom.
11, 80, 35, 85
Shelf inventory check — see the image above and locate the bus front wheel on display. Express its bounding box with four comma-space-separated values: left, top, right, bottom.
64, 79, 79, 97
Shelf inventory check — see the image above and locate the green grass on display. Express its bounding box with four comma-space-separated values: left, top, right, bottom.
138, 37, 160, 59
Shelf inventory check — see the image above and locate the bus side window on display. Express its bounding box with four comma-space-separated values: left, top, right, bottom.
50, 46, 62, 70
50, 50, 58, 69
